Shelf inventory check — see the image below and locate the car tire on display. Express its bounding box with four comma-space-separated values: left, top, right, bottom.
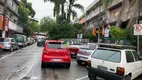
122, 75, 131, 80
0, 49, 2, 57
41, 62, 46, 68
10, 47, 13, 51
66, 63, 70, 68
88, 72, 97, 80
77, 60, 82, 65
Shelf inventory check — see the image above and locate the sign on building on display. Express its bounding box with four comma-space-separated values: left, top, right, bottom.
134, 24, 142, 35
104, 27, 110, 37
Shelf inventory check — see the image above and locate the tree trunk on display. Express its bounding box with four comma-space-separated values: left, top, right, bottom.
116, 0, 127, 27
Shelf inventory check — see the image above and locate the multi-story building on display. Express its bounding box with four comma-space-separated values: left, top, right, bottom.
85, 0, 142, 31
0, 0, 23, 37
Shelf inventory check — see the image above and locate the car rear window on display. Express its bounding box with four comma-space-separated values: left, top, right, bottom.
0, 38, 9, 42
80, 44, 97, 50
47, 42, 67, 49
91, 49, 121, 63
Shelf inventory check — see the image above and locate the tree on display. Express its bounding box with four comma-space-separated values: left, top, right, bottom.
40, 17, 75, 39
21, 0, 36, 17
18, 1, 36, 37
67, 0, 84, 23
44, 0, 66, 22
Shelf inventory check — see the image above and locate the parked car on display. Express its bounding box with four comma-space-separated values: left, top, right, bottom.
76, 43, 98, 65
27, 38, 33, 45
12, 34, 27, 47
41, 40, 71, 68
0, 44, 3, 56
87, 46, 142, 80
69, 45, 80, 57
37, 38, 46, 46
0, 38, 19, 51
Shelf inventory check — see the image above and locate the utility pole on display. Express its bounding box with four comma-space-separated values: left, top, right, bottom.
97, 1, 101, 43
137, 0, 141, 54
2, 0, 8, 38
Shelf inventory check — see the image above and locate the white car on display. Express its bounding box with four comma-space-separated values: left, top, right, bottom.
87, 47, 142, 80
76, 43, 98, 65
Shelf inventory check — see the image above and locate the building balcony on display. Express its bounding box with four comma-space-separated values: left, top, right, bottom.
86, 24, 94, 31
108, 0, 123, 9
86, 6, 104, 21
9, 21, 23, 33
86, 0, 100, 11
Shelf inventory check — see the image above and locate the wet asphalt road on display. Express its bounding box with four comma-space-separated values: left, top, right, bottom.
0, 43, 142, 80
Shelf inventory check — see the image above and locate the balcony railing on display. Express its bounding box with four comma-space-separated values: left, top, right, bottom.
86, 6, 104, 21
108, 0, 123, 9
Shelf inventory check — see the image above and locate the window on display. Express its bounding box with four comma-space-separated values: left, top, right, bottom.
113, 11, 119, 17
91, 49, 121, 63
47, 42, 67, 49
126, 51, 134, 63
11, 39, 15, 42
132, 51, 141, 61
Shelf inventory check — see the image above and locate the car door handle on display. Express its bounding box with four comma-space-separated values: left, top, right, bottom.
110, 69, 115, 71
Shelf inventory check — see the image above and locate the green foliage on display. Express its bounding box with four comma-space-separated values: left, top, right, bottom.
18, 1, 36, 37
83, 32, 97, 42
40, 17, 75, 39
110, 26, 128, 39
110, 26, 136, 45
48, 24, 75, 39
18, 2, 30, 24
73, 23, 84, 36
21, 0, 36, 17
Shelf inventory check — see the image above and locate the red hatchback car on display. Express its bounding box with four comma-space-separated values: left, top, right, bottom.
41, 40, 71, 68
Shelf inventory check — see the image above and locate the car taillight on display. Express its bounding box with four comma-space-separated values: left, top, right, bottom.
8, 42, 12, 45
116, 67, 125, 76
43, 50, 48, 54
68, 51, 70, 54
87, 60, 91, 67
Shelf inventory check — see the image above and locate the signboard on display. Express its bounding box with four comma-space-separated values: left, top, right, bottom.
104, 27, 110, 37
134, 24, 142, 35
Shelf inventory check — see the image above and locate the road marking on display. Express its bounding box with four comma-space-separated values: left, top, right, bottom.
0, 50, 21, 60
76, 76, 88, 80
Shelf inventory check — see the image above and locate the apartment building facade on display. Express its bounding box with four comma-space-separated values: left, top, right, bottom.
85, 0, 142, 31
0, 0, 23, 37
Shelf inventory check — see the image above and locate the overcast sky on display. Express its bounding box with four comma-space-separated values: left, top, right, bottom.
29, 0, 94, 21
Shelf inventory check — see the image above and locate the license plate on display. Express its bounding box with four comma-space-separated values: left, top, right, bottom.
97, 66, 107, 71
53, 59, 61, 62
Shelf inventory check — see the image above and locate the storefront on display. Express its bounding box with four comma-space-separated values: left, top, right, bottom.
8, 21, 23, 37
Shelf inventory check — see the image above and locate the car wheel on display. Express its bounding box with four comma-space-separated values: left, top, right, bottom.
66, 63, 70, 68
77, 60, 82, 65
88, 72, 97, 80
122, 75, 131, 80
10, 47, 13, 51
0, 49, 2, 57
41, 62, 46, 68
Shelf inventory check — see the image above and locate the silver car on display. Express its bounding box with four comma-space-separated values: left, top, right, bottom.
0, 38, 19, 51
76, 43, 98, 65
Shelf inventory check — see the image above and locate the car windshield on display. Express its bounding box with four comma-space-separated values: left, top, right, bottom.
80, 44, 96, 50
47, 42, 67, 49
0, 38, 9, 42
4, 39, 9, 42
38, 39, 45, 42
91, 48, 121, 63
